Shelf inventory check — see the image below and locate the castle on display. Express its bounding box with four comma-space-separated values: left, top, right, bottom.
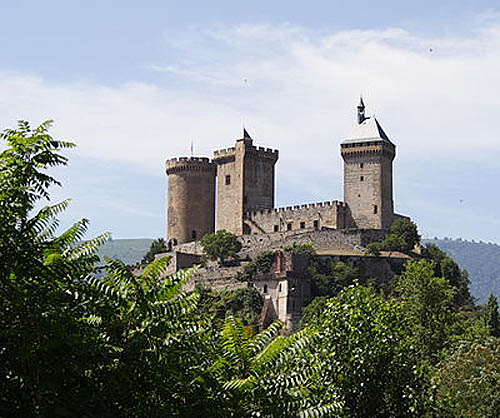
166, 98, 399, 246
163, 98, 409, 331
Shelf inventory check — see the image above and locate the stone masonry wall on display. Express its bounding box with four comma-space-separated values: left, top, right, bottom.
243, 200, 348, 234
166, 157, 216, 245
341, 141, 395, 230
238, 228, 387, 258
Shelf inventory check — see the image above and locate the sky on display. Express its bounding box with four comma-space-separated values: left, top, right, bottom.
1, 1, 499, 242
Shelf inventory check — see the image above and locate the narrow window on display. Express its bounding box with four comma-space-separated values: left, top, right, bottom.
225, 175, 231, 185
273, 225, 279, 232
300, 221, 305, 229
263, 284, 268, 293
278, 283, 282, 292
313, 220, 319, 229
360, 176, 364, 181
373, 205, 378, 214
287, 223, 292, 231
360, 163, 364, 168
192, 230, 197, 240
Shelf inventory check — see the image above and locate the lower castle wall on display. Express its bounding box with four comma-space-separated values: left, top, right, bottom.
238, 228, 387, 257
243, 201, 348, 234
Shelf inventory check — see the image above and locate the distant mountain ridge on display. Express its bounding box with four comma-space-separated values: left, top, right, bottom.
97, 238, 153, 266
97, 237, 500, 304
423, 238, 500, 303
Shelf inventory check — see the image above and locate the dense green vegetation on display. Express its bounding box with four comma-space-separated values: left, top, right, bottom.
424, 238, 500, 302
91, 238, 500, 303
200, 229, 242, 265
2, 121, 500, 417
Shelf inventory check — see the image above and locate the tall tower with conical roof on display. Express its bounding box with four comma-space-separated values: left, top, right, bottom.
341, 99, 396, 229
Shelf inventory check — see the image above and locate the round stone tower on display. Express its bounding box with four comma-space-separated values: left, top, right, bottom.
166, 157, 216, 247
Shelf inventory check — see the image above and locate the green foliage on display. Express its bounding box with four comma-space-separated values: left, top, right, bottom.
396, 259, 457, 361
422, 243, 473, 306
200, 229, 242, 265
485, 294, 500, 337
239, 250, 277, 281
307, 259, 359, 297
283, 242, 316, 256
0, 121, 109, 415
300, 296, 328, 328
423, 238, 500, 303
365, 242, 382, 256
307, 285, 430, 418
212, 316, 342, 418
141, 237, 169, 265
435, 340, 500, 418
197, 286, 264, 326
366, 218, 420, 254
389, 218, 421, 251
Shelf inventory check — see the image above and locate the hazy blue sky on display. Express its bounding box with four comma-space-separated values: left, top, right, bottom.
1, 1, 499, 242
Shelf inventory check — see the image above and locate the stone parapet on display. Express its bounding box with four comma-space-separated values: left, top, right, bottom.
166, 156, 216, 174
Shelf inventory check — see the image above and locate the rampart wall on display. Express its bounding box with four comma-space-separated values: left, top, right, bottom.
243, 200, 349, 234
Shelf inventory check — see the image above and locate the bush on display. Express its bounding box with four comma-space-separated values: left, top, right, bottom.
283, 242, 316, 256
200, 230, 242, 265
239, 250, 276, 281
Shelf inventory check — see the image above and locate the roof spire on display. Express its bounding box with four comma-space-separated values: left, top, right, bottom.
357, 95, 366, 125
243, 127, 252, 140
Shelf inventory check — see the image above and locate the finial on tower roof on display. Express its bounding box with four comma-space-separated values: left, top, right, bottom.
357, 96, 366, 125
243, 127, 252, 140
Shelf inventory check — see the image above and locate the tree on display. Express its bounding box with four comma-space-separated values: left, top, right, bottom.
365, 218, 420, 254
141, 237, 169, 265
396, 259, 457, 361
200, 230, 242, 265
0, 121, 109, 415
485, 294, 500, 338
435, 340, 500, 418
422, 243, 473, 306
305, 285, 431, 418
389, 218, 420, 252
211, 316, 341, 418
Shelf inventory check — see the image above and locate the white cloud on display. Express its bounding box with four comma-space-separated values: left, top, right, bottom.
1, 21, 500, 191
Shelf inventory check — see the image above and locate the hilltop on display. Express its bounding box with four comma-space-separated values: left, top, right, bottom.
101, 237, 500, 303
423, 238, 500, 303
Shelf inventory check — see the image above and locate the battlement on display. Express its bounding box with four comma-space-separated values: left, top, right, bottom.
244, 200, 346, 218
341, 140, 395, 159
213, 147, 236, 158
166, 156, 216, 174
246, 143, 279, 160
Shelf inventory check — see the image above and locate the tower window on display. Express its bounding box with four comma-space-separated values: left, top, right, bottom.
287, 223, 292, 231
360, 163, 364, 168
263, 284, 268, 293
279, 283, 282, 292
360, 176, 364, 181
313, 220, 319, 229
373, 205, 378, 214
192, 230, 197, 239
273, 225, 279, 232
300, 221, 305, 229
225, 175, 231, 185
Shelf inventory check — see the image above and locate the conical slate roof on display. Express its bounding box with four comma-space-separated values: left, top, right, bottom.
342, 116, 394, 145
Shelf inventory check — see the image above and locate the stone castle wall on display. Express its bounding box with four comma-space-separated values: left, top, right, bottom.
243, 200, 349, 234
238, 228, 387, 257
214, 138, 278, 235
341, 141, 395, 229
166, 157, 216, 245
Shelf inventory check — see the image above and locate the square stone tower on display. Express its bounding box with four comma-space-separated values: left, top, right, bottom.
341, 98, 396, 230
214, 129, 279, 235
